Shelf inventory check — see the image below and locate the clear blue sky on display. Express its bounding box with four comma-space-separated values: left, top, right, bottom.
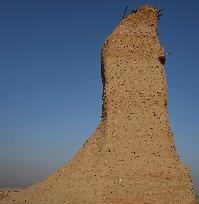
0, 0, 198, 195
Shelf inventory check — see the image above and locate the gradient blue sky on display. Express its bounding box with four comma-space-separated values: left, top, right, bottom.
0, 0, 198, 195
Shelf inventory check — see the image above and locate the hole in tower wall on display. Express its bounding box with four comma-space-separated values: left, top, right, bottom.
158, 56, 166, 65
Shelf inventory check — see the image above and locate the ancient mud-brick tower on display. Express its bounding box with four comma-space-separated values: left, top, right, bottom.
0, 5, 195, 204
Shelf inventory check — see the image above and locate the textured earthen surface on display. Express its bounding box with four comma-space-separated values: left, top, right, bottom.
0, 5, 195, 204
